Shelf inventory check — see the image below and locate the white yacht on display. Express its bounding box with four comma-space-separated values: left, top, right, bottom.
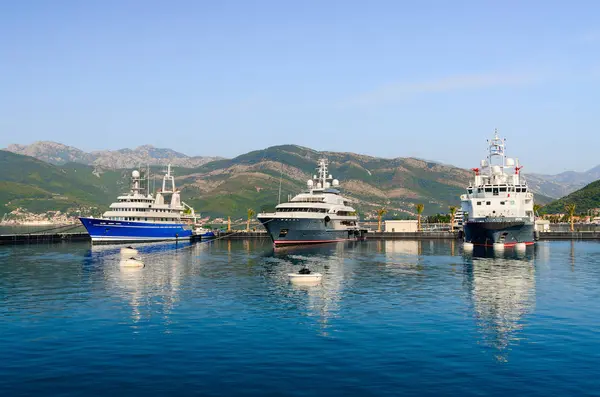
257, 158, 367, 246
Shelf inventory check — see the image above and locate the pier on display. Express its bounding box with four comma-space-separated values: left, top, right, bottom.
3, 230, 600, 246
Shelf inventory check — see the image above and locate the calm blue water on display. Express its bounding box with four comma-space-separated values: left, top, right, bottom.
1, 239, 599, 396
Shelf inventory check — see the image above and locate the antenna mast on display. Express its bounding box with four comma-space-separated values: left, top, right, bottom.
278, 162, 283, 204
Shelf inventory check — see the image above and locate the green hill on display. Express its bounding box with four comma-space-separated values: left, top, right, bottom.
541, 179, 600, 214
0, 150, 126, 214
0, 146, 554, 219
174, 145, 553, 218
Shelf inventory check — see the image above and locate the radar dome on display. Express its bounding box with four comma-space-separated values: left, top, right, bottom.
132, 170, 140, 178
325, 182, 331, 188
307, 180, 314, 187
332, 179, 339, 186
491, 165, 501, 175
505, 158, 515, 166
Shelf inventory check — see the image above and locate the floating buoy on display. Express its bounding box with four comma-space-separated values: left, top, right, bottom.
515, 242, 527, 251
493, 243, 505, 251
120, 246, 138, 257
120, 257, 144, 268
463, 242, 474, 251
288, 268, 322, 284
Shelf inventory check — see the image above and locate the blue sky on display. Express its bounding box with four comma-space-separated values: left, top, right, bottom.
1, 0, 599, 173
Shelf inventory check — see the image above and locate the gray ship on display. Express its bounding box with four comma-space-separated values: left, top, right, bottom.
257, 158, 367, 247
460, 130, 535, 247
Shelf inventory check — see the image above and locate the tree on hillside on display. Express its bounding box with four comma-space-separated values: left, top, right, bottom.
565, 203, 576, 232
449, 206, 458, 232
415, 203, 424, 231
377, 208, 387, 232
246, 208, 256, 232
533, 204, 542, 218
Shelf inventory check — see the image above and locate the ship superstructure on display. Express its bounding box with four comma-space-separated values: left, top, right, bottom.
79, 165, 195, 243
460, 130, 535, 246
257, 158, 366, 246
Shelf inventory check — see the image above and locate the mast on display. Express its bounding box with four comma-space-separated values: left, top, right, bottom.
278, 162, 283, 204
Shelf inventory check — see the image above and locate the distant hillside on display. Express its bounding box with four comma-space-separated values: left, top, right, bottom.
5, 141, 222, 169
542, 179, 600, 214
529, 165, 600, 198
172, 145, 554, 218
0, 145, 555, 219
0, 150, 127, 214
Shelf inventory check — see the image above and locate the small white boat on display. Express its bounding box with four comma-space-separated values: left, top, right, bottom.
120, 257, 144, 268
120, 246, 139, 257
288, 270, 322, 284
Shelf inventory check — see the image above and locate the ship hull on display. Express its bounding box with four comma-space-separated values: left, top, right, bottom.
464, 218, 534, 246
257, 217, 365, 246
79, 217, 192, 243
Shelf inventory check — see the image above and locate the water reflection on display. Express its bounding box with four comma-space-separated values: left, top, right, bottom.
266, 243, 352, 336
91, 241, 198, 328
463, 250, 536, 362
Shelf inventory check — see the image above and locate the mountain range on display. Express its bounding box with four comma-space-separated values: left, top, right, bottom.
541, 179, 600, 214
5, 141, 221, 169
5, 141, 599, 198
1, 143, 563, 219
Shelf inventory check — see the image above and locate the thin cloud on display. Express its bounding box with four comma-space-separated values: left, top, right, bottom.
340, 72, 539, 108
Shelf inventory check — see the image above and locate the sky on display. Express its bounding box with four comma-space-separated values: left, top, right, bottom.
1, 0, 599, 174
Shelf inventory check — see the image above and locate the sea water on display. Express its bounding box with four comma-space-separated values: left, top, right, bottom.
1, 239, 598, 396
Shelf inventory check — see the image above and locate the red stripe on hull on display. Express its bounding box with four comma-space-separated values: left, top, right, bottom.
274, 238, 349, 246
471, 241, 535, 247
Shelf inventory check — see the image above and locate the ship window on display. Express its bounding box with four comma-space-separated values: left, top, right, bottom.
478, 188, 482, 193
516, 188, 522, 192
476, 201, 481, 205
486, 201, 491, 205
500, 187, 507, 192
485, 188, 492, 193
493, 188, 499, 195
279, 229, 288, 237
467, 189, 473, 194
522, 188, 527, 192
500, 201, 505, 205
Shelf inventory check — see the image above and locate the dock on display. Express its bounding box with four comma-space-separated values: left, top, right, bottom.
0, 232, 91, 245
2, 230, 600, 246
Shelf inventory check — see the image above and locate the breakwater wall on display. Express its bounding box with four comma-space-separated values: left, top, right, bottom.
538, 231, 600, 240
2, 231, 600, 246
0, 232, 91, 245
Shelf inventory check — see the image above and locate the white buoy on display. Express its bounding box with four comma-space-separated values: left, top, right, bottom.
515, 242, 527, 251
288, 272, 322, 284
463, 242, 474, 251
120, 246, 138, 257
120, 257, 144, 268
493, 243, 505, 251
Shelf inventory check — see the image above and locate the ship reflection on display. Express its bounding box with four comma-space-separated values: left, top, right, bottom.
463, 249, 536, 362
87, 241, 199, 329
266, 242, 350, 336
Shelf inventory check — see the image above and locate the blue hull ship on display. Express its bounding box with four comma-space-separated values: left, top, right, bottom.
79, 217, 192, 243
80, 165, 196, 244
